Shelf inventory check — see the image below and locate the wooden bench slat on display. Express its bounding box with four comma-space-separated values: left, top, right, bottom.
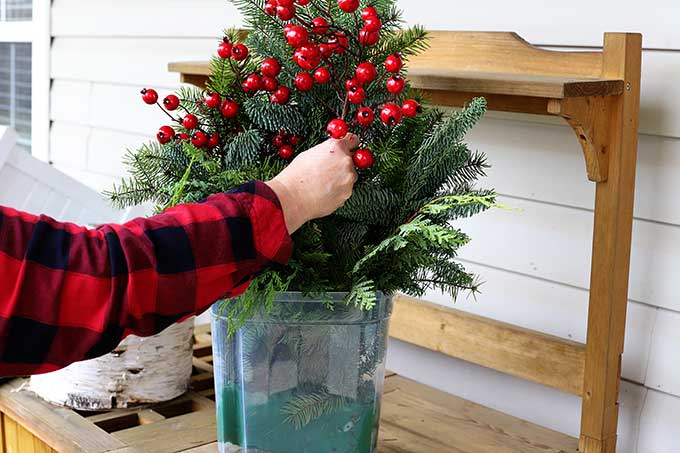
0, 380, 126, 453
380, 374, 578, 453
390, 295, 586, 395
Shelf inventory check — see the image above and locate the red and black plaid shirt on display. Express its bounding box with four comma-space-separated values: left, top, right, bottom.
0, 181, 292, 376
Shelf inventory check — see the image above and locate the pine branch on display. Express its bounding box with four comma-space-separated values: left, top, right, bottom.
281, 388, 349, 430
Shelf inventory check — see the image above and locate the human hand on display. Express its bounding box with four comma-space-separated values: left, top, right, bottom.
266, 134, 360, 233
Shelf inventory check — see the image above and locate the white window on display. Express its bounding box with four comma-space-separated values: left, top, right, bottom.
0, 0, 49, 159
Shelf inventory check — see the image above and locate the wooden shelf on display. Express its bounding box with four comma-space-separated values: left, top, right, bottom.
167, 62, 624, 99
0, 325, 578, 453
407, 68, 624, 99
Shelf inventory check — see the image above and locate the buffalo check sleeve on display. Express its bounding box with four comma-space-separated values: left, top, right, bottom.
0, 181, 293, 376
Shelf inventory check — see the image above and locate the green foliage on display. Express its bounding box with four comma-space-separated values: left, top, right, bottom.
109, 0, 496, 327
281, 387, 350, 430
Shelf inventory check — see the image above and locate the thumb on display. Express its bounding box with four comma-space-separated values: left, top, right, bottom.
338, 133, 360, 152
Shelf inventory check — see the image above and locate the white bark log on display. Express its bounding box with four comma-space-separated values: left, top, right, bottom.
30, 319, 195, 410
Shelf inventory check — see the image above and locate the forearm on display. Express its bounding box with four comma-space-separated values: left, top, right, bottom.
0, 181, 292, 376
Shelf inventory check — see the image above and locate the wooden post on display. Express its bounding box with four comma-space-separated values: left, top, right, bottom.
579, 33, 642, 453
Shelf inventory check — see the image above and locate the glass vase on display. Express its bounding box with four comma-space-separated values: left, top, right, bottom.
211, 292, 393, 453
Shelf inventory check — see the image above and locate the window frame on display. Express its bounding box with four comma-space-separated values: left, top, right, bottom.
0, 0, 51, 161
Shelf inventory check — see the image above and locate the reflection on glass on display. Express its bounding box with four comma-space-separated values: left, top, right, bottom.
0, 42, 31, 146
3, 0, 33, 22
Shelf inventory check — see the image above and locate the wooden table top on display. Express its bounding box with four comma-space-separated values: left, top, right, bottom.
0, 325, 578, 452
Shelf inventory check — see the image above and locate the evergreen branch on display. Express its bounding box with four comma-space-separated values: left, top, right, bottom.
281, 389, 350, 430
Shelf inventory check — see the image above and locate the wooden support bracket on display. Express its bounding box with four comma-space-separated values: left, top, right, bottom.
548, 96, 616, 183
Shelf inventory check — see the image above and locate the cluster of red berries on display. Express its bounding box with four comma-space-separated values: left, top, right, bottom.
245, 57, 292, 104
143, 2, 423, 170
357, 5, 381, 46
217, 38, 249, 61
218, 38, 293, 106
271, 130, 302, 160
141, 88, 238, 151
320, 7, 419, 169
325, 51, 420, 167
264, 0, 310, 21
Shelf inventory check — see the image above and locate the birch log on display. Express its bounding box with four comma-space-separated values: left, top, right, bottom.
30, 319, 195, 410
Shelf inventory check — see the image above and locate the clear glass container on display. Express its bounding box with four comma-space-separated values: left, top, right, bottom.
211, 292, 393, 453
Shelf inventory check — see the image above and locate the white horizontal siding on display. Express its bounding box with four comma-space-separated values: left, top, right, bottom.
51, 0, 238, 38
51, 0, 680, 50
47, 0, 680, 451
397, 0, 680, 50
468, 117, 680, 225
51, 37, 217, 88
425, 263, 657, 386
457, 197, 680, 314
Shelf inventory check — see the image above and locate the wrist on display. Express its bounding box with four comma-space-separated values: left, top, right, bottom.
265, 178, 307, 234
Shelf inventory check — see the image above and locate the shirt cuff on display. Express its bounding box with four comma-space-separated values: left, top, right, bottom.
244, 180, 294, 267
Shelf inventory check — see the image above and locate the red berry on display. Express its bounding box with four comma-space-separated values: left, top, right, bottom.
361, 6, 378, 20
288, 135, 302, 145
175, 132, 189, 142
157, 125, 174, 144
310, 17, 329, 34
220, 100, 240, 118
244, 73, 263, 92
231, 43, 249, 61
338, 0, 359, 13
385, 53, 403, 73
217, 41, 233, 58
402, 99, 420, 117
285, 25, 309, 48
359, 29, 380, 46
314, 67, 331, 84
182, 114, 199, 130
355, 62, 377, 84
297, 0, 311, 5
327, 118, 348, 139
261, 58, 282, 78
380, 103, 402, 125
346, 78, 362, 92
329, 33, 348, 54
294, 45, 321, 70
357, 107, 374, 126
264, 0, 277, 15
353, 148, 374, 169
294, 72, 314, 91
191, 131, 208, 148
278, 0, 295, 5
363, 16, 382, 32
242, 81, 256, 94
348, 88, 366, 104
272, 134, 286, 148
387, 75, 405, 94
204, 92, 221, 108
279, 145, 295, 160
276, 5, 296, 20
141, 88, 158, 105
319, 43, 334, 58
207, 132, 220, 148
262, 76, 279, 92
271, 86, 291, 104
163, 94, 180, 110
